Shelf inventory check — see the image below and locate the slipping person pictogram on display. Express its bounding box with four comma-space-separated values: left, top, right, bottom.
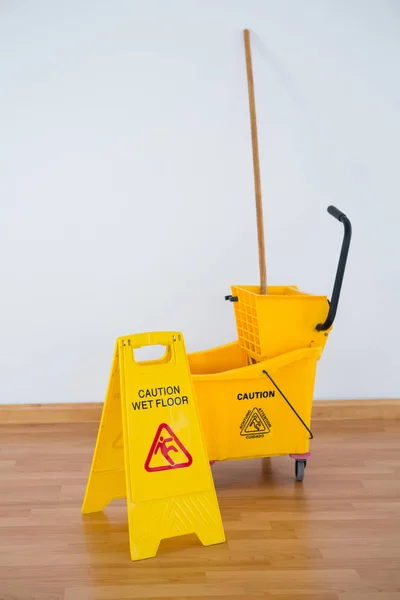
145, 423, 193, 472
240, 407, 271, 438
154, 435, 179, 466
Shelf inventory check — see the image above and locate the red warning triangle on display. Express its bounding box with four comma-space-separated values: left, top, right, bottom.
144, 423, 193, 472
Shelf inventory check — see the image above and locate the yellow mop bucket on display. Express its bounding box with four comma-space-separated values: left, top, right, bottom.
225, 206, 352, 361
190, 206, 352, 480
189, 341, 320, 463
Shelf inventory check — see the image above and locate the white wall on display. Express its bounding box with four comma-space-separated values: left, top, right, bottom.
1, 0, 399, 404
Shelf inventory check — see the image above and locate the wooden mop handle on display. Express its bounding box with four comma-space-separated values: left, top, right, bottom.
243, 28, 267, 294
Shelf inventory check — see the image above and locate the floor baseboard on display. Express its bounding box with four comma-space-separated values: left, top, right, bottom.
311, 399, 400, 421
0, 403, 102, 425
0, 399, 399, 425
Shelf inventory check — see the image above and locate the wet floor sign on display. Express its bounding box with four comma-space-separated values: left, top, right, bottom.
82, 332, 225, 561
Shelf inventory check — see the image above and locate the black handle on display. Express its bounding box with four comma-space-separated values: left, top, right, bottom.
316, 205, 352, 332
327, 205, 346, 221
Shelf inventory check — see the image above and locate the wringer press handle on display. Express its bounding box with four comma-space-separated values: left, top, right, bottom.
316, 205, 352, 332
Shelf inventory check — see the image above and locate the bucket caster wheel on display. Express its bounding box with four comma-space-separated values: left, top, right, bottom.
295, 459, 307, 482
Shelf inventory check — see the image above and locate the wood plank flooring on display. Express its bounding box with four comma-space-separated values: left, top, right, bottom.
0, 419, 399, 599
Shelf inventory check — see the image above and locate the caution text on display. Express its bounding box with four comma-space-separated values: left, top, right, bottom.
237, 390, 275, 400
132, 385, 189, 410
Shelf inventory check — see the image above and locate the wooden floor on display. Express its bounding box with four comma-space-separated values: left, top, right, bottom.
1, 419, 400, 600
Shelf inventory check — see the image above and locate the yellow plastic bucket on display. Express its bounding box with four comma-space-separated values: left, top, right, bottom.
227, 285, 330, 361
188, 341, 321, 461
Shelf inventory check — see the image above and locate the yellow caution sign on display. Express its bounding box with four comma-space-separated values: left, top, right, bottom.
82, 332, 225, 561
